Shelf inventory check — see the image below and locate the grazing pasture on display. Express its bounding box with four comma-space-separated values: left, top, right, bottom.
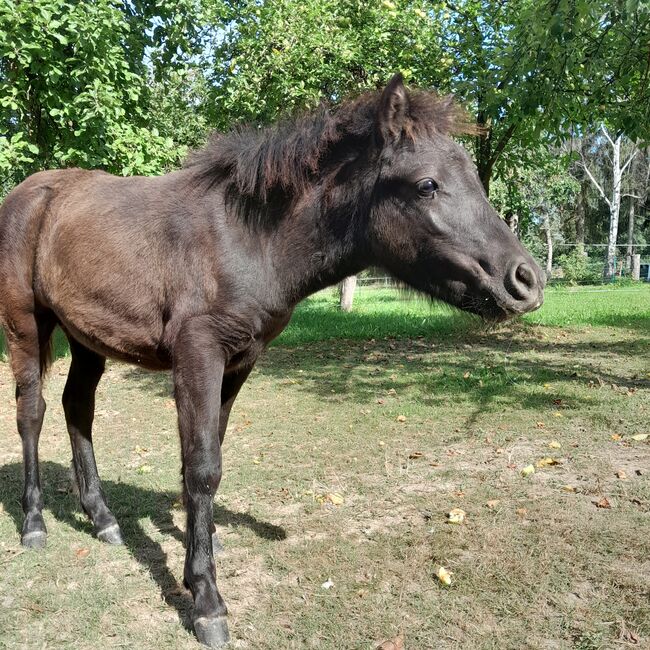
1, 284, 649, 649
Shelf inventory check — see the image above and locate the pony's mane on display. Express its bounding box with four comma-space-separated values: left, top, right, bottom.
184, 87, 475, 223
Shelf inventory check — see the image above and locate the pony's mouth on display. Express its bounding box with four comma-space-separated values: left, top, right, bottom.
461, 286, 544, 322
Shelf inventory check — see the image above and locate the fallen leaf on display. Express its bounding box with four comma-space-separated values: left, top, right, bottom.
408, 451, 423, 459
630, 434, 648, 441
615, 470, 627, 480
594, 497, 611, 509
325, 493, 344, 506
396, 415, 407, 423
75, 548, 90, 559
535, 421, 545, 429
561, 485, 577, 493
553, 412, 564, 418
536, 457, 561, 468
136, 464, 152, 474
610, 434, 622, 441
485, 499, 501, 509
521, 464, 535, 477
321, 578, 334, 590
376, 635, 405, 650
463, 371, 471, 379
437, 566, 452, 586
446, 508, 466, 524
548, 440, 561, 449
516, 508, 527, 517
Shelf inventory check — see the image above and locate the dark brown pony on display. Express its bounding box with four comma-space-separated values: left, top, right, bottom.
0, 75, 543, 647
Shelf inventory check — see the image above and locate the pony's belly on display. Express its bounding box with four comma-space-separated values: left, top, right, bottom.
49, 298, 171, 369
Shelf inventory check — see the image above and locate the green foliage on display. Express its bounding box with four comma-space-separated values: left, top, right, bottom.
515, 0, 650, 141
0, 0, 647, 258
491, 151, 580, 233
210, 0, 447, 127
0, 0, 211, 196
556, 246, 589, 284
433, 0, 650, 191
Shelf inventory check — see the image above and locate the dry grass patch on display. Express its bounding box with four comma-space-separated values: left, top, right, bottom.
0, 320, 648, 649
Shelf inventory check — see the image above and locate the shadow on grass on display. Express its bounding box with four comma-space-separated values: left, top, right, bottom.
266, 331, 648, 419
0, 461, 286, 629
117, 323, 649, 429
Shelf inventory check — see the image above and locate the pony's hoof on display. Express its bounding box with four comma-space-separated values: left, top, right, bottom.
194, 615, 230, 648
21, 530, 47, 549
212, 531, 225, 555
97, 524, 124, 545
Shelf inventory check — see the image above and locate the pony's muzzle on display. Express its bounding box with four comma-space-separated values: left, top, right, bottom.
505, 259, 544, 311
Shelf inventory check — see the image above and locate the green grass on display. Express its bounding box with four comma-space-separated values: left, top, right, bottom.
276, 283, 650, 345
0, 284, 649, 649
1, 284, 648, 360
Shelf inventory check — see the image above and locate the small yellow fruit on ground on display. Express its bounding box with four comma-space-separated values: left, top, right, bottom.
446, 508, 466, 524
437, 566, 452, 586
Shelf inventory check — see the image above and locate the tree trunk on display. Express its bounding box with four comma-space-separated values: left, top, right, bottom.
626, 198, 635, 272
339, 276, 357, 312
476, 133, 492, 195
575, 178, 588, 246
544, 213, 553, 279
505, 210, 519, 237
604, 135, 622, 280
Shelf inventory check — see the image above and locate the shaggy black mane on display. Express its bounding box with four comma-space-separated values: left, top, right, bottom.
184, 86, 474, 223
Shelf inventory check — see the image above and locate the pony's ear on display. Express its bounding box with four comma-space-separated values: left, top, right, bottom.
377, 73, 410, 145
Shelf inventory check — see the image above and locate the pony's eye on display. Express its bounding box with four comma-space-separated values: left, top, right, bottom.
417, 178, 439, 198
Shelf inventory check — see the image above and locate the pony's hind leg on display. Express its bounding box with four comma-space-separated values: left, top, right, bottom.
6, 310, 56, 548
62, 336, 123, 544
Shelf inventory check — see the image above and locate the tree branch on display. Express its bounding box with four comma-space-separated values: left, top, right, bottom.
487, 121, 518, 170
600, 124, 615, 148
620, 150, 637, 175
581, 157, 611, 207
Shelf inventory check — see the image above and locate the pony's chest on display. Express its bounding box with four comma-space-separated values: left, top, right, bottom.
224, 310, 293, 373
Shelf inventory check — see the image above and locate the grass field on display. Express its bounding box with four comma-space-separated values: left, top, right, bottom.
0, 284, 649, 649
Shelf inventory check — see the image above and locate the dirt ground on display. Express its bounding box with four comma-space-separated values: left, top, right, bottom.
0, 323, 648, 649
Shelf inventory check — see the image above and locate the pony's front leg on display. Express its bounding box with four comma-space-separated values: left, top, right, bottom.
173, 316, 230, 648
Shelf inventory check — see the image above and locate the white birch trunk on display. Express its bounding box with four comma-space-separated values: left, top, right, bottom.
581, 128, 635, 282
605, 135, 622, 280
544, 213, 553, 279
626, 199, 635, 272
339, 275, 357, 312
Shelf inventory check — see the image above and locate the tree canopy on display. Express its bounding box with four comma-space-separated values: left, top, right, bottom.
1, 0, 648, 279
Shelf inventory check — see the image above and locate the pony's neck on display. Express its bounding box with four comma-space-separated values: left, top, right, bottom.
271, 184, 372, 306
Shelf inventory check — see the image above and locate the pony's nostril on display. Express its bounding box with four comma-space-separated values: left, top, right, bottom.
515, 263, 535, 290
506, 261, 538, 302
